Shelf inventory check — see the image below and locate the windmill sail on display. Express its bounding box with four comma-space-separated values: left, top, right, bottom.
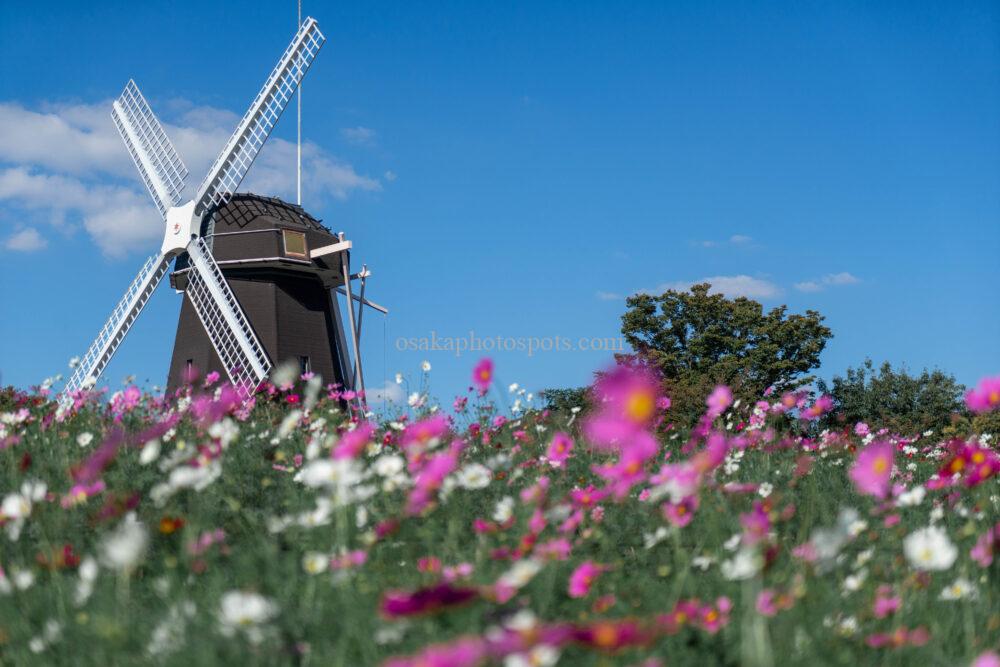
60, 253, 172, 406
184, 238, 272, 395
194, 17, 325, 215
111, 80, 188, 219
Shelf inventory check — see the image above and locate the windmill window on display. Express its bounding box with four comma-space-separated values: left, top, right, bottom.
299, 356, 311, 375
282, 229, 308, 258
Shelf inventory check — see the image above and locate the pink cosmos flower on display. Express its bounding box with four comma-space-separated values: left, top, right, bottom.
970, 522, 1000, 567
706, 385, 733, 418
406, 448, 460, 515
973, 652, 1000, 667
698, 597, 732, 633
873, 585, 901, 619
849, 440, 894, 499
966, 376, 1000, 413
662, 494, 699, 528
332, 423, 375, 459
61, 479, 106, 508
801, 395, 834, 421
756, 589, 794, 617
568, 561, 606, 598
740, 501, 771, 545
535, 538, 572, 561
584, 365, 665, 450
865, 626, 929, 648
472, 358, 494, 394
546, 432, 575, 467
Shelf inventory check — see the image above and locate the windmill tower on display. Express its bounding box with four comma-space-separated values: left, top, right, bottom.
60, 17, 382, 407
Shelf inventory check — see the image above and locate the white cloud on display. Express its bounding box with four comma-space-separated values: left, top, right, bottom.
648, 275, 781, 299
4, 227, 47, 252
366, 379, 405, 405
341, 126, 376, 146
794, 272, 861, 293
0, 98, 382, 257
595, 291, 623, 301
729, 234, 752, 244
793, 281, 821, 293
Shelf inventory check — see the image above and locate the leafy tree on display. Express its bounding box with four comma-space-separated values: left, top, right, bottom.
538, 386, 589, 413
816, 359, 966, 435
619, 283, 832, 421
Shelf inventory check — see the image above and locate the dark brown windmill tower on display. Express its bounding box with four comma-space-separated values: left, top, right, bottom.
165, 194, 379, 394
59, 17, 384, 408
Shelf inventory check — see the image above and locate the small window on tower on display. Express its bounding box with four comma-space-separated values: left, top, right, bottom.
283, 229, 308, 258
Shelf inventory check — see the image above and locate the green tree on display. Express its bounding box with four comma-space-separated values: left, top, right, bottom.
816, 359, 966, 435
619, 283, 832, 421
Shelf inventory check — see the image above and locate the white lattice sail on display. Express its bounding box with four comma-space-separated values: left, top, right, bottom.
60, 253, 172, 406
111, 80, 188, 219
184, 238, 272, 396
194, 17, 325, 215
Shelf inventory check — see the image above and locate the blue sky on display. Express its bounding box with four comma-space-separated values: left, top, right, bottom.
1, 1, 998, 405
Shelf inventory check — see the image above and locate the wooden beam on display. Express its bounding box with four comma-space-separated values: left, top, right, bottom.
310, 239, 352, 259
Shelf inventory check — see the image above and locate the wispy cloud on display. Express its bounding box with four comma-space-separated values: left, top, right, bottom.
0, 99, 382, 258
595, 291, 623, 301
692, 234, 754, 249
341, 126, 376, 146
794, 272, 861, 293
3, 227, 47, 252
645, 275, 781, 299
366, 379, 405, 405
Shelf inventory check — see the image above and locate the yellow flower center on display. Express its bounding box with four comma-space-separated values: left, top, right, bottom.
990, 390, 1000, 405
625, 391, 655, 423
872, 457, 888, 474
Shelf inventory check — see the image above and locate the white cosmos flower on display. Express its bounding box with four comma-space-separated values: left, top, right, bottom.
497, 558, 542, 590
302, 552, 329, 575
294, 459, 362, 490
505, 646, 559, 667
208, 418, 240, 447
218, 591, 278, 644
456, 463, 492, 490
139, 439, 161, 465
903, 526, 957, 571
721, 547, 762, 580
100, 513, 148, 571
897, 486, 926, 507
374, 454, 405, 477
74, 557, 99, 606
758, 482, 774, 498
939, 577, 977, 600
76, 432, 94, 447
493, 496, 515, 523
421, 361, 431, 372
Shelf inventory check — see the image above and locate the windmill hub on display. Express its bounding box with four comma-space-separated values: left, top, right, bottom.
163, 201, 198, 255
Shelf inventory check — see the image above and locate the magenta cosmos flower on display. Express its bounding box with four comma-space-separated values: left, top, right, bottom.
380, 582, 478, 618
568, 560, 607, 598
546, 432, 575, 467
706, 385, 733, 418
849, 440, 894, 499
966, 376, 1000, 413
472, 358, 494, 394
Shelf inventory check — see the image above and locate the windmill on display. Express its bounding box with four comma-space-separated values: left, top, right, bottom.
60, 17, 383, 408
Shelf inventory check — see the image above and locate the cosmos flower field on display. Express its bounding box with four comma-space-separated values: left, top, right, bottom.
1, 362, 999, 666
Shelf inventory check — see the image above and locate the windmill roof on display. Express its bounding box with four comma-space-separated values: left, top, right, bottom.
209, 193, 333, 234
